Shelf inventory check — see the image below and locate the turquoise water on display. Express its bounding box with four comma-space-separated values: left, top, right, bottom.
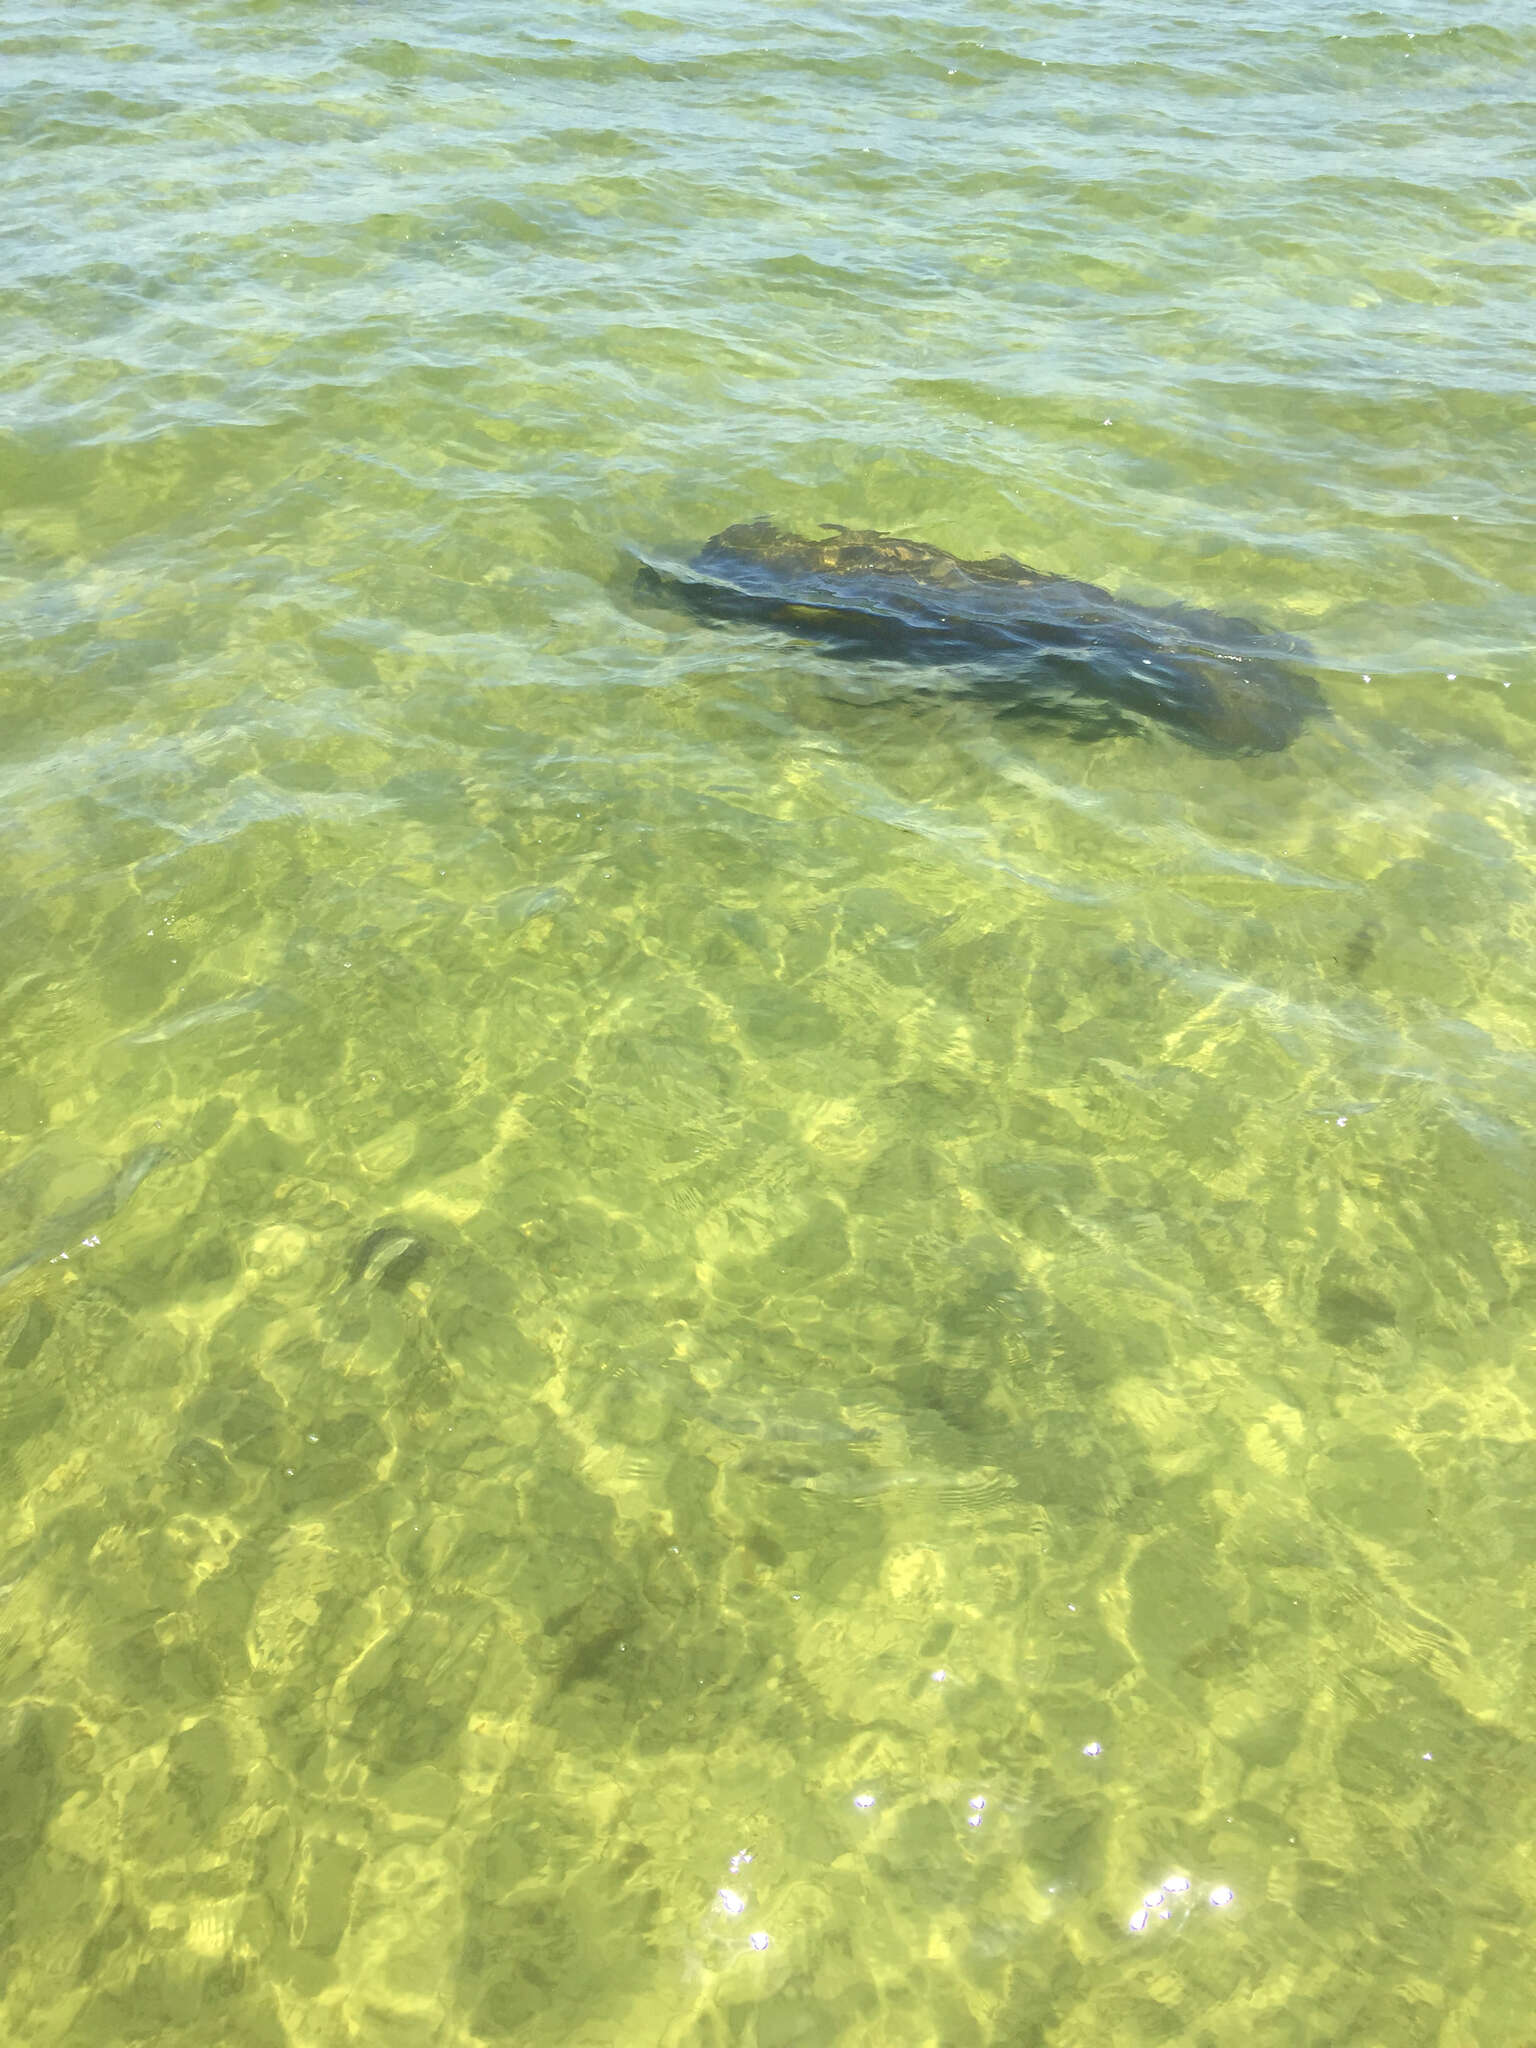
2, 0, 1535, 2040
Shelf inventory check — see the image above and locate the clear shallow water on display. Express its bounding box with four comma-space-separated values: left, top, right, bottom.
2, 0, 1534, 2040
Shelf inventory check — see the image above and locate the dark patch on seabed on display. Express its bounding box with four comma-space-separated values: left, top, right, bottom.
635, 521, 1328, 754
349, 1222, 434, 1292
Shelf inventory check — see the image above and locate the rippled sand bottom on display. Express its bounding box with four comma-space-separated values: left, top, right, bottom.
3, 0, 1535, 2039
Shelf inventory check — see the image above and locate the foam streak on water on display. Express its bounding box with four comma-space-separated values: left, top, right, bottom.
2, 1, 1535, 2042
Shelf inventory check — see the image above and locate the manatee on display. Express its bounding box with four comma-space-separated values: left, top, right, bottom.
635, 521, 1325, 754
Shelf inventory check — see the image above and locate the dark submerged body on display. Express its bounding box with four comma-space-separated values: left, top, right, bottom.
636, 521, 1324, 754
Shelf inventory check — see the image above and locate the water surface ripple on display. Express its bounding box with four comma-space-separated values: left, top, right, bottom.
2, 0, 1535, 2042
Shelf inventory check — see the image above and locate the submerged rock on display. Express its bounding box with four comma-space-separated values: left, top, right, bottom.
636, 521, 1325, 754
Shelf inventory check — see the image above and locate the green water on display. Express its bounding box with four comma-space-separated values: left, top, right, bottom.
3, 0, 1535, 2039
